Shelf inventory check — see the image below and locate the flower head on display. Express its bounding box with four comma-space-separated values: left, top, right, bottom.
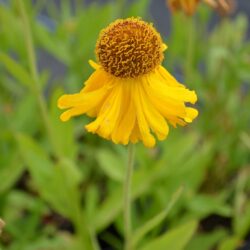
58, 18, 198, 147
167, 0, 200, 16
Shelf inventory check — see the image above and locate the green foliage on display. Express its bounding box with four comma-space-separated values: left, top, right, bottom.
0, 0, 250, 249
140, 220, 198, 250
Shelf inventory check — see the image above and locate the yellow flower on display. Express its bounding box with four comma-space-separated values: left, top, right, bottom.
167, 0, 200, 16
58, 18, 198, 148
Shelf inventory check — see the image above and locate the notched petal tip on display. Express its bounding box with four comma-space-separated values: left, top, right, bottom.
85, 121, 99, 134
184, 108, 199, 123
57, 95, 70, 109
190, 91, 198, 104
60, 112, 71, 122
142, 134, 156, 148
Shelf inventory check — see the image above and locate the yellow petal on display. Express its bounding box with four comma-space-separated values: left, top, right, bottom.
162, 43, 168, 52
133, 81, 155, 148
88, 60, 100, 70
146, 76, 186, 118
145, 72, 198, 127
184, 107, 199, 123
58, 87, 108, 109
150, 70, 197, 104
60, 106, 87, 122
130, 120, 141, 144
85, 82, 122, 138
111, 80, 136, 145
140, 78, 169, 140
82, 67, 113, 93
158, 66, 184, 88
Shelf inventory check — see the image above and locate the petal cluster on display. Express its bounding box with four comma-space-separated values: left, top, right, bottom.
58, 61, 198, 147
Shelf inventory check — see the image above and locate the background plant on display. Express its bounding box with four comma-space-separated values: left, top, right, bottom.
0, 0, 250, 250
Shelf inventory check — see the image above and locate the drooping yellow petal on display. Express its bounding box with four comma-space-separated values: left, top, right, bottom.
133, 81, 156, 148
140, 79, 169, 140
58, 87, 108, 121
146, 75, 186, 118
97, 84, 123, 139
85, 82, 122, 139
145, 72, 198, 129
154, 68, 197, 104
158, 66, 184, 88
184, 107, 199, 123
58, 87, 107, 109
82, 65, 113, 93
130, 120, 141, 144
111, 80, 136, 145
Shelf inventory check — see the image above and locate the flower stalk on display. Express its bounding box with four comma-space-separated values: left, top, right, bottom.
124, 144, 135, 250
17, 0, 60, 156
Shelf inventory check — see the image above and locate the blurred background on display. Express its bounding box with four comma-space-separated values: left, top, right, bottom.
0, 0, 250, 250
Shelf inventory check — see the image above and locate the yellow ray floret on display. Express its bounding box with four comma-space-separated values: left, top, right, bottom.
58, 61, 198, 147
57, 18, 198, 147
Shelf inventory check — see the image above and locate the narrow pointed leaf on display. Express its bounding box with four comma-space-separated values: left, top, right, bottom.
132, 186, 183, 247
140, 220, 198, 250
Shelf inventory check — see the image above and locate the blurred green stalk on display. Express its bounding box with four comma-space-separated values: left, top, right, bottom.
17, 0, 60, 156
124, 144, 135, 250
17, 1, 95, 249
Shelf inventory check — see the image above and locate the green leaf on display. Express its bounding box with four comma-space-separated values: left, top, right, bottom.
49, 88, 76, 159
12, 94, 39, 133
16, 133, 94, 249
0, 131, 24, 192
139, 220, 198, 250
218, 236, 240, 250
0, 154, 24, 193
187, 194, 231, 218
132, 187, 183, 247
3, 191, 46, 242
16, 133, 81, 219
91, 163, 166, 232
33, 23, 70, 65
0, 52, 33, 88
25, 235, 73, 250
96, 149, 125, 182
234, 201, 250, 238
186, 229, 227, 250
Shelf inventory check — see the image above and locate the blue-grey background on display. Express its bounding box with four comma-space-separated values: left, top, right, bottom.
31, 0, 250, 84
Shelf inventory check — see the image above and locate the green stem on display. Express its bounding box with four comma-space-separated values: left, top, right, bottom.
17, 0, 60, 156
124, 144, 135, 250
17, 2, 97, 249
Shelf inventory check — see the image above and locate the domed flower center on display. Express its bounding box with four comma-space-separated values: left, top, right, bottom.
95, 18, 165, 78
